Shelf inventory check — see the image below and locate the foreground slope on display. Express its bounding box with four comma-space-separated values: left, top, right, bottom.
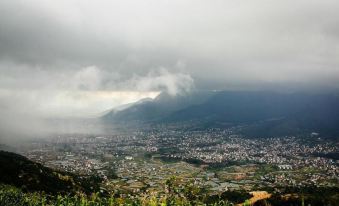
0, 150, 101, 194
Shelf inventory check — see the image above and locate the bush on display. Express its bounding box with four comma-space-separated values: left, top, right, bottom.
0, 184, 235, 206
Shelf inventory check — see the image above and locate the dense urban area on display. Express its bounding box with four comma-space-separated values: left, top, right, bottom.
18, 127, 338, 203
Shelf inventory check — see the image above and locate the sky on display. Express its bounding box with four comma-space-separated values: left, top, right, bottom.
0, 0, 339, 138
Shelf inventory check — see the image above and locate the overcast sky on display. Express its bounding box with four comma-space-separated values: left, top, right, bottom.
0, 0, 339, 121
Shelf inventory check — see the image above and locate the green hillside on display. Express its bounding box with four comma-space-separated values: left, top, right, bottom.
0, 150, 101, 195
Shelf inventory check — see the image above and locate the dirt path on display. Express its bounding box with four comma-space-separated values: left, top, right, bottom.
237, 191, 271, 206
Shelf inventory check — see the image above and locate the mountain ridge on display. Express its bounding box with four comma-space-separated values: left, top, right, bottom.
101, 91, 339, 138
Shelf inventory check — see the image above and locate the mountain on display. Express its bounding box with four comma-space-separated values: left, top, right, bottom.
102, 91, 214, 123
165, 91, 339, 137
101, 91, 339, 138
0, 150, 101, 194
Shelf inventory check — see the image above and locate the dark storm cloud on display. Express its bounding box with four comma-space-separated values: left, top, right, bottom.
1, 0, 338, 90
0, 1, 127, 67
0, 0, 339, 127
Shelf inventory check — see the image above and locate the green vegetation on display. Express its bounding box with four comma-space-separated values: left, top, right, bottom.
1, 151, 338, 206
0, 150, 241, 206
254, 187, 339, 206
0, 184, 235, 206
205, 191, 252, 205
0, 151, 102, 195
2, 183, 339, 206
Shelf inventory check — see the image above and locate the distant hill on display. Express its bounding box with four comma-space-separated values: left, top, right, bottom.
101, 91, 339, 138
0, 144, 16, 153
165, 91, 339, 137
102, 91, 214, 123
0, 150, 101, 194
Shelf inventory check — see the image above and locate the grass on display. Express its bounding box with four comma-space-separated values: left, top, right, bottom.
0, 184, 235, 206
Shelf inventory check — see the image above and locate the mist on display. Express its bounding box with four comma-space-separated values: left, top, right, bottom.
1, 0, 339, 142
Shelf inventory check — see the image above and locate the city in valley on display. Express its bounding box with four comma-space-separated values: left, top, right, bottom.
21, 127, 338, 200
1, 1, 339, 205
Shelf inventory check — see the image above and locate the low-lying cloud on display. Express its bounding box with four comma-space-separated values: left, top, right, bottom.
0, 63, 193, 142
125, 68, 194, 96
0, 64, 192, 117
1, 0, 339, 141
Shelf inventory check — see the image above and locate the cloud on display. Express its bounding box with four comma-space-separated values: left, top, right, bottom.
128, 68, 194, 96
73, 66, 102, 91
0, 0, 339, 140
0, 62, 190, 141
0, 0, 338, 90
0, 63, 191, 118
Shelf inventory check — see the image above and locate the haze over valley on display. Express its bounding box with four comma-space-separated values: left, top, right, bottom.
0, 1, 338, 205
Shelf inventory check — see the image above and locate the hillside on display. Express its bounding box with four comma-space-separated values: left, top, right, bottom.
0, 150, 101, 195
102, 91, 214, 123
102, 91, 339, 138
